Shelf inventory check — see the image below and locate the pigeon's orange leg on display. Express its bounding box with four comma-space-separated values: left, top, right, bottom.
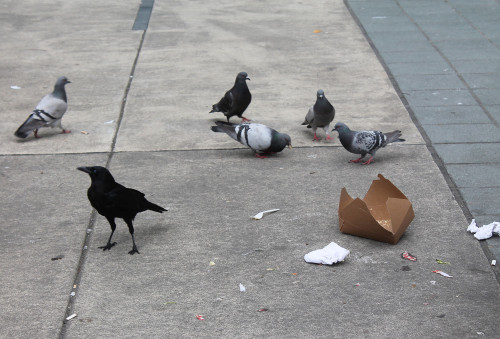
61, 129, 71, 134
349, 157, 364, 163
241, 117, 251, 122
313, 133, 320, 141
361, 157, 374, 165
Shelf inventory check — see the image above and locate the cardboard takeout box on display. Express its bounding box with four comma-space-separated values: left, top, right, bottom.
338, 174, 414, 244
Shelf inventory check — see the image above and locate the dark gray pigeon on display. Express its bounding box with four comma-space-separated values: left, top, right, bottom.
210, 72, 252, 122
15, 76, 71, 138
211, 121, 291, 158
302, 89, 335, 141
332, 122, 405, 165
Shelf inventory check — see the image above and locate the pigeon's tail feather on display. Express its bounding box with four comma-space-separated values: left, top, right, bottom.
14, 116, 44, 138
384, 130, 405, 144
147, 201, 168, 213
211, 121, 238, 137
14, 126, 31, 138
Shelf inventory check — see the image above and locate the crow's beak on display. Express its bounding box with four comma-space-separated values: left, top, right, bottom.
77, 166, 91, 174
67, 80, 72, 84
246, 77, 251, 81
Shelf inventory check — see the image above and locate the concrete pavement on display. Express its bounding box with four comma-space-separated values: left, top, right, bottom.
0, 0, 498, 338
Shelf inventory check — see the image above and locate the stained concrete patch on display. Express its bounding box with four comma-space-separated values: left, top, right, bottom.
115, 0, 423, 152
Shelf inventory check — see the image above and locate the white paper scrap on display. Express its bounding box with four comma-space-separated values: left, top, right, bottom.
467, 219, 500, 240
10, 85, 21, 90
104, 120, 114, 124
65, 314, 77, 321
239, 283, 246, 292
304, 242, 350, 265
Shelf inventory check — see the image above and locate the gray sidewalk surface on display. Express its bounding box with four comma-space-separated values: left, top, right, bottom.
346, 0, 500, 262
0, 0, 498, 338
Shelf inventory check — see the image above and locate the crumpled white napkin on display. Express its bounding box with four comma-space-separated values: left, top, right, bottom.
467, 219, 500, 240
304, 242, 350, 265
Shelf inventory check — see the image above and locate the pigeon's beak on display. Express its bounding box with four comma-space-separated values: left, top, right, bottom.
77, 166, 92, 174
331, 127, 337, 132
288, 144, 292, 149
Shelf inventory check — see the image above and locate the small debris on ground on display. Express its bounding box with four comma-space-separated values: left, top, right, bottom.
196, 315, 204, 320
51, 255, 64, 261
401, 251, 417, 261
65, 314, 77, 321
239, 283, 246, 292
252, 209, 280, 220
432, 270, 453, 278
436, 259, 450, 264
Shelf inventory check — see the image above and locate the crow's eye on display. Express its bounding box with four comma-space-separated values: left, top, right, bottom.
93, 169, 97, 174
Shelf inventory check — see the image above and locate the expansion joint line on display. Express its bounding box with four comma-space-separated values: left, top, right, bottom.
58, 24, 149, 339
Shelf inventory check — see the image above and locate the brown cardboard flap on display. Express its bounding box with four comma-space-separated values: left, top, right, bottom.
338, 174, 414, 245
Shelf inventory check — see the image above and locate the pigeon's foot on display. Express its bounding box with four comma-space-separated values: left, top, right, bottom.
241, 117, 251, 122
34, 129, 40, 138
99, 242, 117, 251
326, 135, 334, 141
61, 129, 71, 134
255, 153, 268, 159
361, 157, 374, 165
313, 133, 320, 141
128, 247, 140, 255
349, 157, 363, 163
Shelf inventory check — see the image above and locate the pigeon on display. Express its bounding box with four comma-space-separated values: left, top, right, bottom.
14, 76, 71, 138
302, 89, 335, 141
77, 166, 167, 255
332, 122, 405, 165
211, 121, 292, 158
210, 72, 252, 122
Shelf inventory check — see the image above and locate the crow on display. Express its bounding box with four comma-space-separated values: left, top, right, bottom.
77, 166, 167, 255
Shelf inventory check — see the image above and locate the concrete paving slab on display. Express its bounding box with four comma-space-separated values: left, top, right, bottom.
474, 89, 500, 106
434, 143, 500, 164
0, 153, 107, 338
0, 1, 142, 155
68, 148, 499, 338
451, 60, 500, 74
412, 106, 491, 125
115, 0, 423, 152
460, 187, 500, 217
395, 73, 466, 91
486, 105, 500, 122
422, 124, 500, 144
446, 163, 500, 188
461, 73, 500, 89
403, 89, 477, 107
384, 61, 452, 76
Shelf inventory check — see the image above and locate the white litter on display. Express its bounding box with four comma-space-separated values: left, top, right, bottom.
252, 209, 280, 220
304, 242, 350, 265
492, 260, 496, 266
467, 219, 500, 240
65, 314, 77, 321
70, 292, 76, 297
239, 283, 246, 292
104, 120, 114, 124
433, 270, 453, 278
10, 85, 21, 89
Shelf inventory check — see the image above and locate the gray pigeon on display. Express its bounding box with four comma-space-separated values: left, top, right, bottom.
211, 121, 291, 158
210, 72, 252, 122
15, 76, 71, 138
302, 89, 335, 141
332, 122, 405, 165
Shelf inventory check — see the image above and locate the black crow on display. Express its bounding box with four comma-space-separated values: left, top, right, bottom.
77, 166, 167, 254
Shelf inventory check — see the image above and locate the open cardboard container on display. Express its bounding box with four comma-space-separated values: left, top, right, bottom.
338, 174, 414, 244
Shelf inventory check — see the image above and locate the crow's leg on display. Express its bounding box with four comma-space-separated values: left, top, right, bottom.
124, 219, 140, 255
99, 216, 117, 251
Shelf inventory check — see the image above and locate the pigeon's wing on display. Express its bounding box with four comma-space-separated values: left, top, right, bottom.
302, 106, 315, 126
351, 131, 383, 153
14, 112, 50, 138
36, 94, 68, 120
211, 90, 233, 113
240, 124, 273, 151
